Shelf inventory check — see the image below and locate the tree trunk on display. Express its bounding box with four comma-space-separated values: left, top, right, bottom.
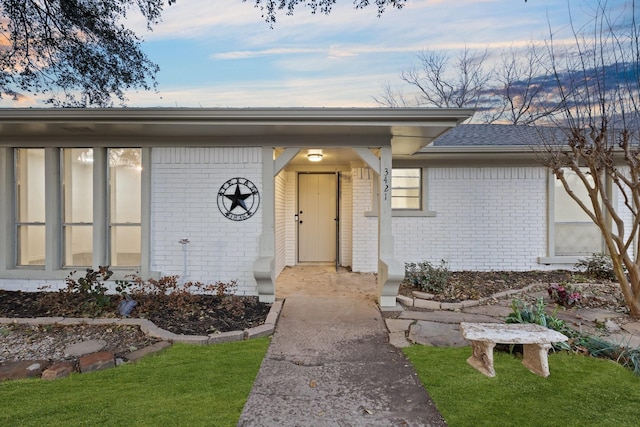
622, 262, 640, 318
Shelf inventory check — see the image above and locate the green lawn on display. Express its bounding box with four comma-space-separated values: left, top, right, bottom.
404, 345, 640, 427
0, 338, 270, 427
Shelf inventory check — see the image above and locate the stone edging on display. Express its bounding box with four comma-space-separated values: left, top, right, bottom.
0, 300, 283, 380
396, 284, 540, 311
0, 299, 283, 345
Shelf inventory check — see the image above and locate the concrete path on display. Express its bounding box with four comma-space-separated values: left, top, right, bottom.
237, 266, 445, 427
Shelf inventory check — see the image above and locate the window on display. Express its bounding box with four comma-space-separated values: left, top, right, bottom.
15, 149, 46, 266
392, 168, 421, 209
109, 148, 142, 267
552, 168, 602, 256
63, 148, 94, 266
5, 147, 145, 276
366, 167, 434, 217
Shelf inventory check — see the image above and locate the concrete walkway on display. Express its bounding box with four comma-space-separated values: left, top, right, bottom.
237, 266, 445, 426
239, 266, 640, 426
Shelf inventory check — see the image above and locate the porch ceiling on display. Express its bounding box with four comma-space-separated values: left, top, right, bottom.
0, 107, 473, 155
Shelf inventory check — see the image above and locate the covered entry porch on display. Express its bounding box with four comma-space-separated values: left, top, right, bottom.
252, 108, 473, 306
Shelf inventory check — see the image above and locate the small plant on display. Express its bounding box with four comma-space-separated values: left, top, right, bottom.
116, 274, 241, 316
60, 266, 114, 315
547, 283, 581, 307
575, 253, 619, 281
506, 298, 571, 350
404, 260, 450, 294
506, 298, 640, 374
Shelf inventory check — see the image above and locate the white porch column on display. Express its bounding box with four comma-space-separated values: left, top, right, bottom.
377, 145, 405, 307
254, 147, 276, 303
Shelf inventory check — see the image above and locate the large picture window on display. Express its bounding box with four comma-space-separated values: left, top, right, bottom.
8, 147, 144, 274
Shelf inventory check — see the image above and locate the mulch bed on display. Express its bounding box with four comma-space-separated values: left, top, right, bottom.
0, 290, 271, 336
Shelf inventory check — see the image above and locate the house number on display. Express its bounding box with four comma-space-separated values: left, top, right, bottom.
383, 168, 390, 201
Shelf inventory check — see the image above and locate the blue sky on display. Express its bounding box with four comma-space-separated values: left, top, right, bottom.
7, 0, 635, 107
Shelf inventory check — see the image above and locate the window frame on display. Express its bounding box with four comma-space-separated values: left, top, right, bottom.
366, 166, 436, 218
539, 168, 607, 265
14, 148, 47, 267
0, 146, 152, 280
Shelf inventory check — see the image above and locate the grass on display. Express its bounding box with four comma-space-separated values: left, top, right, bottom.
0, 338, 270, 427
404, 345, 640, 427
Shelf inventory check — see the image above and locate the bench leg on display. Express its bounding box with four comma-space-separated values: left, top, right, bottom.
467, 340, 496, 377
522, 343, 552, 377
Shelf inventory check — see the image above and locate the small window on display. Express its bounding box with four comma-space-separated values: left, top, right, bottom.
392, 168, 421, 209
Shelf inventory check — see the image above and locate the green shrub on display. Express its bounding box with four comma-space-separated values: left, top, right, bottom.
404, 259, 450, 293
506, 297, 640, 374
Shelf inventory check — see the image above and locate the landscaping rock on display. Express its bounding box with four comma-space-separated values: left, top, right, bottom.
125, 341, 171, 362
409, 321, 468, 347
79, 351, 115, 373
41, 361, 75, 380
64, 339, 107, 357
0, 360, 49, 381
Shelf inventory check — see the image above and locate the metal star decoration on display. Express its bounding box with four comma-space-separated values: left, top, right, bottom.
225, 184, 251, 212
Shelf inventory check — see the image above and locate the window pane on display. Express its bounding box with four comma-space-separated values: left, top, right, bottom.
554, 168, 601, 255
63, 149, 93, 267
17, 225, 45, 266
109, 149, 141, 223
64, 225, 93, 266
63, 149, 93, 223
16, 149, 46, 266
392, 168, 421, 210
392, 196, 420, 209
111, 226, 141, 267
16, 149, 45, 223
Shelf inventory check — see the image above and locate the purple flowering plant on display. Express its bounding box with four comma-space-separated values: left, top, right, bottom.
548, 283, 581, 307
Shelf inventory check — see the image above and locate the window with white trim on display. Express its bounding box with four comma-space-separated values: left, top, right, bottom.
9, 147, 143, 272
392, 168, 421, 209
109, 148, 142, 267
552, 168, 603, 256
367, 167, 434, 217
15, 149, 46, 266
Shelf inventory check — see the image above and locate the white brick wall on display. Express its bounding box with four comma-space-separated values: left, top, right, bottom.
340, 172, 353, 267
351, 167, 378, 272
151, 147, 262, 295
394, 167, 549, 271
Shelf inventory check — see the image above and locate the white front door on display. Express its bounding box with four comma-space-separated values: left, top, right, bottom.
298, 173, 337, 262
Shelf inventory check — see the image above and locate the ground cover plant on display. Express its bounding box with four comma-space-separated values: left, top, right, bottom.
403, 345, 640, 427
0, 339, 269, 427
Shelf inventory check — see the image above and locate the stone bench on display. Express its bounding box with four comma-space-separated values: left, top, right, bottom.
459, 322, 569, 378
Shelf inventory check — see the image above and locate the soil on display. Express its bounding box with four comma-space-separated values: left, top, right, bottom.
0, 291, 271, 335
399, 270, 627, 313
0, 290, 271, 365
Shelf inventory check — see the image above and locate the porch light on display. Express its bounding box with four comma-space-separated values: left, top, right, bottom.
307, 149, 323, 162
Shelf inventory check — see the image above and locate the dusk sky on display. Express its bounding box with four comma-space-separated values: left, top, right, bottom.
6, 0, 635, 108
